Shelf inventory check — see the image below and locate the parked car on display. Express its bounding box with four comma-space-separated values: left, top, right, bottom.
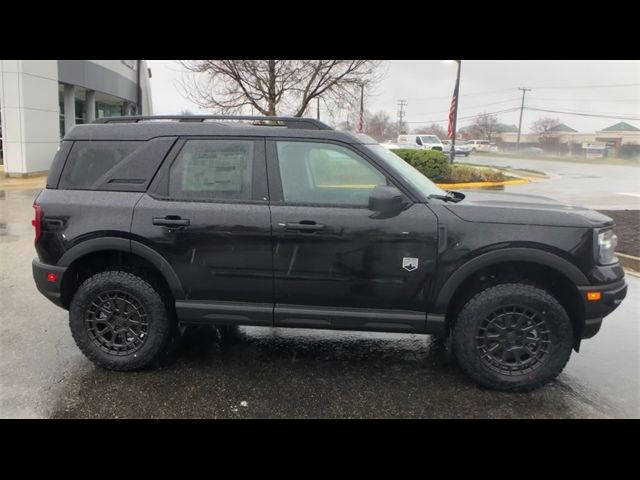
32, 115, 627, 391
397, 134, 444, 151
466, 139, 491, 152
520, 146, 545, 156
441, 140, 471, 156
379, 142, 398, 150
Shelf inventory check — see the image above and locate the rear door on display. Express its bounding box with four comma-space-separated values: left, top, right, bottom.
131, 136, 273, 325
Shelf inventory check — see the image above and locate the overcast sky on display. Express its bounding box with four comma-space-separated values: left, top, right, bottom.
147, 60, 640, 133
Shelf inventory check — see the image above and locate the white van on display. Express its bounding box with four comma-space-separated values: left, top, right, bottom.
466, 140, 491, 152
397, 134, 444, 151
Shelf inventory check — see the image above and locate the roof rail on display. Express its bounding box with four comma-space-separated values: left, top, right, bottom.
93, 115, 333, 130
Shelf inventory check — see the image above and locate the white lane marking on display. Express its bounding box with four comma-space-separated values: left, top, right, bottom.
616, 192, 640, 197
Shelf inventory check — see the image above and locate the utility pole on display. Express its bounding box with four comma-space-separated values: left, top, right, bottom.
358, 83, 365, 133
316, 97, 320, 120
516, 87, 532, 152
397, 100, 407, 135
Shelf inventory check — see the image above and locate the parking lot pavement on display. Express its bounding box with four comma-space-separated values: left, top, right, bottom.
1, 188, 638, 419
460, 154, 640, 211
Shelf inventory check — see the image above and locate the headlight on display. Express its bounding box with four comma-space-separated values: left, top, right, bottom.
596, 229, 618, 264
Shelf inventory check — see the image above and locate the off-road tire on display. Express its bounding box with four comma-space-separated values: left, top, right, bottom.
452, 283, 573, 392
69, 270, 171, 371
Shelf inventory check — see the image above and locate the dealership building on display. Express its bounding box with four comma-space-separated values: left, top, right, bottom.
0, 60, 153, 177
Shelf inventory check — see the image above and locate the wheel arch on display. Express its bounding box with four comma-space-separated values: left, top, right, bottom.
432, 248, 589, 348
433, 248, 589, 314
58, 237, 185, 308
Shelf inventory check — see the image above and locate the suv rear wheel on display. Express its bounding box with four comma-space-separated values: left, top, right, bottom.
69, 270, 171, 370
452, 283, 573, 392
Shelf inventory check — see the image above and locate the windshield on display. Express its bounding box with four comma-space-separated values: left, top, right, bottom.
419, 135, 440, 144
365, 145, 447, 198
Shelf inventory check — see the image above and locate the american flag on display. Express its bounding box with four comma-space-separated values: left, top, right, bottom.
447, 79, 459, 139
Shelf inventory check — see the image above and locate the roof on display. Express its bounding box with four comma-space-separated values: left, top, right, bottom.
65, 117, 375, 144
545, 123, 578, 133
496, 123, 519, 133
600, 121, 640, 132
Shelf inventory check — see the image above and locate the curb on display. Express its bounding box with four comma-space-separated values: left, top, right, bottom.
617, 252, 640, 272
0, 175, 46, 191
436, 178, 529, 189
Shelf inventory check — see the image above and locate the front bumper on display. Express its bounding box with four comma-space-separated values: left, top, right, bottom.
577, 278, 627, 338
32, 258, 68, 308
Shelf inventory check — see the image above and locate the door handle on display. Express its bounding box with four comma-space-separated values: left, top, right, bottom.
153, 216, 190, 227
283, 221, 325, 232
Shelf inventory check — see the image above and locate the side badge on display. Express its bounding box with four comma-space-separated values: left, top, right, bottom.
402, 257, 418, 272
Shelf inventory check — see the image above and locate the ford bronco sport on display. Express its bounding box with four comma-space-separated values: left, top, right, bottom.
32, 115, 627, 391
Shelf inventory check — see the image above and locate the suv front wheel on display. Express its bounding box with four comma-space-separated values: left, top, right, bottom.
452, 283, 573, 392
69, 270, 171, 371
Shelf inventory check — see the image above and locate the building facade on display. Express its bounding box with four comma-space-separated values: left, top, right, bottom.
0, 60, 153, 177
496, 121, 640, 157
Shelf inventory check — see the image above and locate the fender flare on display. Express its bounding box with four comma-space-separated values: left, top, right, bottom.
432, 247, 589, 314
58, 237, 185, 299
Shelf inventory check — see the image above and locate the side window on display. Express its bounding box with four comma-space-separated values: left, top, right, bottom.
169, 139, 254, 201
416, 136, 423, 145
58, 141, 141, 189
276, 141, 387, 206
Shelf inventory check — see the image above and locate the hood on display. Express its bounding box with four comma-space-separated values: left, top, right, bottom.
444, 190, 614, 228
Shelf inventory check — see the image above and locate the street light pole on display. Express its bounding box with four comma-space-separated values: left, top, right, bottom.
449, 60, 461, 164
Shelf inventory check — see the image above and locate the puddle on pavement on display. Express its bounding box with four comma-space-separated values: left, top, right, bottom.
47, 326, 607, 419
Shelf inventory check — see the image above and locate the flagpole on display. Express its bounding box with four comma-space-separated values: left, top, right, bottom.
449, 60, 461, 164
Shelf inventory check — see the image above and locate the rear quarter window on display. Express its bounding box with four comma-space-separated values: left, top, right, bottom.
58, 141, 142, 190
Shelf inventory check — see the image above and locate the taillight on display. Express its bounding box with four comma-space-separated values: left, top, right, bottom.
32, 204, 42, 243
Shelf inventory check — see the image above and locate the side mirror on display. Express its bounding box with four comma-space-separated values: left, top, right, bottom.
369, 185, 404, 214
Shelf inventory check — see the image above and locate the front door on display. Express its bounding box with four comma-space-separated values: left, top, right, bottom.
267, 139, 438, 333
131, 137, 273, 325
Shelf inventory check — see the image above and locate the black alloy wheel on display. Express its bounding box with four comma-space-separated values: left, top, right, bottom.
475, 305, 551, 375
86, 290, 149, 355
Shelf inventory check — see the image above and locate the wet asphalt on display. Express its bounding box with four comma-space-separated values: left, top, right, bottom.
460, 154, 640, 210
1, 166, 639, 418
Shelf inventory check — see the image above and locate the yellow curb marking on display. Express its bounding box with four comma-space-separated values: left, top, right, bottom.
436, 179, 529, 189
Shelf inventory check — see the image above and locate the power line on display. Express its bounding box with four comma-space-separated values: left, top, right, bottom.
403, 84, 640, 102
524, 107, 640, 121
526, 104, 640, 117
529, 83, 640, 90
404, 98, 520, 119
528, 97, 640, 103
405, 107, 521, 124
405, 87, 515, 101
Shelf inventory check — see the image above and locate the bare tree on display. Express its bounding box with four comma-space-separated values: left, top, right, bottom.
472, 112, 499, 141
179, 109, 194, 116
531, 117, 562, 153
365, 110, 397, 142
530, 117, 561, 134
178, 60, 383, 117
413, 123, 447, 139
458, 125, 481, 140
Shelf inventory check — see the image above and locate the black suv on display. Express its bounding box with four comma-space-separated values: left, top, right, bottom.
32, 115, 627, 391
